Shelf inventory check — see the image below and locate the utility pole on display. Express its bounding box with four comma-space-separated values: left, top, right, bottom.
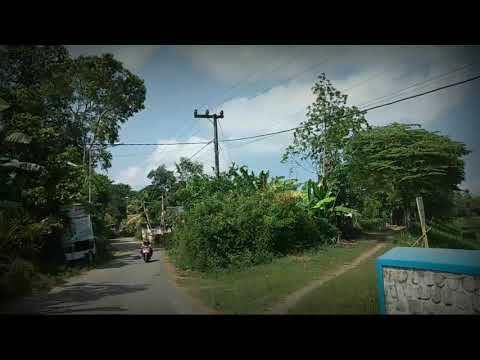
88, 148, 92, 203
161, 193, 165, 230
194, 109, 224, 177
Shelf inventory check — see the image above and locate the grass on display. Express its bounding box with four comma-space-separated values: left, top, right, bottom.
174, 240, 379, 314
395, 216, 480, 250
288, 244, 393, 314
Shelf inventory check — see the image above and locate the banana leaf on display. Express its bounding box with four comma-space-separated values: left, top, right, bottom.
313, 196, 336, 209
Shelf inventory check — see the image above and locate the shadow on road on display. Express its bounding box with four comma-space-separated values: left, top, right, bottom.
43, 306, 128, 314
95, 253, 144, 270
39, 282, 149, 314
110, 239, 140, 253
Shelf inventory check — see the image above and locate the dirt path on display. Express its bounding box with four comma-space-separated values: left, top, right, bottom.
269, 242, 387, 314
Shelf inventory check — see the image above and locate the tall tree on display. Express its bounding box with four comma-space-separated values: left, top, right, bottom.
148, 165, 177, 192
343, 123, 469, 223
283, 73, 368, 181
64, 54, 146, 170
0, 46, 147, 271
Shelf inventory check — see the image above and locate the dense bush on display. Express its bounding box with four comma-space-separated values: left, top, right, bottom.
170, 190, 336, 271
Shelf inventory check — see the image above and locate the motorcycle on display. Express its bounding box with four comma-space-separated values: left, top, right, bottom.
141, 244, 153, 262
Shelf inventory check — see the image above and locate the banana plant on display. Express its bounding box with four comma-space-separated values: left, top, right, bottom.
300, 179, 359, 221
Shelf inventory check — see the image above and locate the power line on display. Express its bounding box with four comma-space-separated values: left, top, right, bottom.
221, 127, 298, 143
358, 62, 475, 109
97, 73, 480, 148
209, 49, 341, 112
340, 50, 470, 96
362, 73, 480, 112
188, 140, 213, 160
95, 140, 211, 146
220, 73, 480, 143
197, 48, 299, 111
204, 47, 312, 111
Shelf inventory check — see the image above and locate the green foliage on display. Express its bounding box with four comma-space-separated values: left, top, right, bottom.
64, 53, 146, 170
343, 123, 469, 224
168, 165, 343, 272
175, 157, 204, 184
283, 73, 368, 180
393, 221, 479, 250
170, 172, 336, 272
0, 46, 146, 297
175, 163, 299, 211
298, 178, 359, 239
148, 165, 177, 192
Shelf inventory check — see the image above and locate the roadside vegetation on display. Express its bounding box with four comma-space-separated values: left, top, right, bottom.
1, 46, 477, 313
157, 72, 476, 314
0, 46, 146, 301
174, 240, 378, 314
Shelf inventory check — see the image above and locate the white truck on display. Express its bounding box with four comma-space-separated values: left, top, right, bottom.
61, 205, 96, 262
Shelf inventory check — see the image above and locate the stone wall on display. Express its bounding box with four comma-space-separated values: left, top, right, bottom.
383, 267, 480, 314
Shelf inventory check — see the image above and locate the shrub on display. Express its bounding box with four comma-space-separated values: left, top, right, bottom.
152, 232, 173, 248
170, 190, 335, 272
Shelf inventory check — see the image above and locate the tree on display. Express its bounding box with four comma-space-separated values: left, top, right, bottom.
283, 73, 368, 181
175, 157, 204, 183
64, 54, 146, 170
0, 46, 85, 210
148, 165, 177, 193
343, 123, 469, 224
0, 46, 147, 279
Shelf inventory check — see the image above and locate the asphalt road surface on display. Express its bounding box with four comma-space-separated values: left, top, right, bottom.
0, 238, 208, 315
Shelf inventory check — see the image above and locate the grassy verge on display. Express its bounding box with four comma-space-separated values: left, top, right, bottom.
173, 240, 379, 314
288, 244, 394, 314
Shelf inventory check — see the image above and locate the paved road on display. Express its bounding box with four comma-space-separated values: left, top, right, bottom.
0, 238, 208, 314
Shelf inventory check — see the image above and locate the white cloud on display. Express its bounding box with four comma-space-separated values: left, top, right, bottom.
114, 166, 145, 188
212, 49, 473, 165
174, 45, 340, 85
112, 45, 478, 190
145, 136, 224, 176
66, 45, 160, 73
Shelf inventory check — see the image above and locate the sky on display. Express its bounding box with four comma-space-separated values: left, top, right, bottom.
67, 45, 480, 194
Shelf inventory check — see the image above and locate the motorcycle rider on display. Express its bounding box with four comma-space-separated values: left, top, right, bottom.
141, 239, 153, 257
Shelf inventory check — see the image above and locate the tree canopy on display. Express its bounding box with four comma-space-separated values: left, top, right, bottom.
343, 123, 470, 221
283, 73, 368, 181
0, 45, 146, 275
175, 157, 204, 184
